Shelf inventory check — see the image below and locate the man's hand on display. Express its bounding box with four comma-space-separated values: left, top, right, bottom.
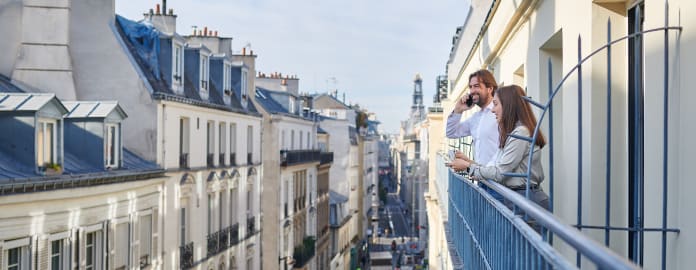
454, 151, 468, 160
453, 94, 473, 114
446, 157, 472, 171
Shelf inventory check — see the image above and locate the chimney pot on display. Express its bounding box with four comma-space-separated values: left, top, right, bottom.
169, 9, 174, 15
214, 31, 218, 37
242, 48, 246, 55
250, 50, 253, 55
156, 4, 160, 15
204, 26, 208, 36
149, 8, 154, 15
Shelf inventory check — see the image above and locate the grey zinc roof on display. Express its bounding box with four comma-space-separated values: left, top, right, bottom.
329, 190, 349, 205
0, 93, 62, 112
63, 101, 127, 119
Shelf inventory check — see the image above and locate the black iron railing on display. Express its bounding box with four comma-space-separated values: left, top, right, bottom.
230, 223, 240, 245
280, 150, 321, 167
207, 153, 215, 168
247, 216, 255, 236
219, 153, 225, 166
207, 231, 220, 257
219, 226, 229, 251
179, 242, 194, 269
230, 153, 236, 166
320, 152, 334, 165
180, 153, 189, 169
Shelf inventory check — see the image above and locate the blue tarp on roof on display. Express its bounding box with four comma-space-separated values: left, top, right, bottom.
115, 15, 161, 79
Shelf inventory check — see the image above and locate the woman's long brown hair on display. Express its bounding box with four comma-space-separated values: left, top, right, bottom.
495, 85, 546, 148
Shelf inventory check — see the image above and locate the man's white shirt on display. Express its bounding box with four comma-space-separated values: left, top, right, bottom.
446, 102, 500, 166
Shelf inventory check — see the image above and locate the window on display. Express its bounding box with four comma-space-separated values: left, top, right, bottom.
51, 239, 67, 270
114, 223, 130, 270
289, 97, 295, 113
105, 124, 119, 168
207, 121, 214, 167
173, 44, 184, 87
219, 123, 227, 165
139, 215, 152, 267
208, 195, 214, 235
180, 208, 187, 246
200, 55, 209, 91
247, 126, 253, 164
224, 64, 231, 94
85, 231, 101, 270
307, 132, 310, 149
37, 119, 58, 167
230, 124, 237, 165
290, 130, 295, 150
179, 118, 190, 168
241, 70, 248, 98
281, 130, 286, 150
6, 246, 27, 270
230, 188, 238, 225
219, 192, 224, 230
299, 131, 303, 150
246, 183, 253, 216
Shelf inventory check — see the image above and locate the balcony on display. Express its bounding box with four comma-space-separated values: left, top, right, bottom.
219, 153, 225, 166
179, 153, 189, 169
247, 216, 255, 236
319, 152, 333, 165
229, 223, 240, 246
219, 226, 229, 251
280, 150, 321, 167
230, 153, 236, 166
292, 237, 316, 268
206, 231, 220, 257
179, 242, 194, 269
207, 153, 214, 168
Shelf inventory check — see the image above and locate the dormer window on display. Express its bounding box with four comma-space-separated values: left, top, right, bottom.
37, 118, 58, 168
223, 63, 232, 96
241, 69, 248, 108
173, 44, 184, 87
200, 55, 209, 91
105, 123, 120, 169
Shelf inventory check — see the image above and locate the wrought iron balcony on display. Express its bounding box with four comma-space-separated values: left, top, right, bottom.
179, 242, 194, 269
207, 153, 215, 168
206, 231, 220, 257
229, 223, 240, 246
280, 150, 321, 167
179, 153, 189, 169
219, 226, 229, 251
247, 216, 255, 236
219, 153, 225, 166
230, 153, 236, 166
320, 152, 334, 165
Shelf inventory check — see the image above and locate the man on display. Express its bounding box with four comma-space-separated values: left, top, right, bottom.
446, 69, 501, 198
446, 69, 499, 166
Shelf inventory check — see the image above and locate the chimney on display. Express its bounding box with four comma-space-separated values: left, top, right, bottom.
214, 31, 218, 37
156, 4, 160, 15
250, 50, 253, 55
242, 47, 246, 55
163, 0, 167, 13
204, 26, 208, 36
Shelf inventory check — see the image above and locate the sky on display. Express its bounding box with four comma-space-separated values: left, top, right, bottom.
116, 0, 470, 134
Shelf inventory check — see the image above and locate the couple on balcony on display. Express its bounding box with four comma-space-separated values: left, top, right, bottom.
445, 69, 550, 217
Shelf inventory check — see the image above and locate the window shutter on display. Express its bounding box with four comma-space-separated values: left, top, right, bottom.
78, 229, 86, 269
38, 237, 49, 270
152, 211, 159, 264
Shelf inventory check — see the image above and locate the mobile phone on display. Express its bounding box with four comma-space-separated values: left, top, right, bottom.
465, 94, 474, 107
448, 150, 455, 161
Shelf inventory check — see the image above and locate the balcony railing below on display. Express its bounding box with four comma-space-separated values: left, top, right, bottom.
179, 153, 189, 169
207, 153, 215, 168
179, 242, 194, 269
280, 150, 321, 167
230, 153, 236, 166
219, 226, 229, 251
320, 152, 334, 165
229, 223, 240, 246
207, 231, 220, 257
219, 153, 225, 166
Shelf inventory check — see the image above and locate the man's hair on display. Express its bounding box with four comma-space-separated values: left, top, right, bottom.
468, 69, 498, 90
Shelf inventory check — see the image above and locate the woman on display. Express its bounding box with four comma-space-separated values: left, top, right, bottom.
448, 84, 549, 211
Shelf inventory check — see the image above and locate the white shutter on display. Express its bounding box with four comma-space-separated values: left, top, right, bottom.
78, 229, 86, 270
152, 211, 159, 265
139, 214, 152, 267
38, 237, 49, 270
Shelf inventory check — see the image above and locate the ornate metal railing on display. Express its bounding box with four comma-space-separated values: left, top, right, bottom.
206, 153, 215, 168
280, 150, 321, 166
179, 242, 194, 269
247, 216, 256, 236
207, 231, 220, 257
230, 223, 240, 245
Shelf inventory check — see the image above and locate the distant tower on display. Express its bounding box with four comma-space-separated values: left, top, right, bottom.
411, 73, 425, 121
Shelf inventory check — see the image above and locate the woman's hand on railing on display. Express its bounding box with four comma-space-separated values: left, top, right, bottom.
446, 155, 474, 172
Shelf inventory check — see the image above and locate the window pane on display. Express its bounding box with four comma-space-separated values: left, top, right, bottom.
46, 122, 54, 164
86, 232, 95, 269
51, 239, 62, 270
37, 124, 44, 166
180, 208, 186, 246
230, 124, 236, 154
140, 215, 152, 263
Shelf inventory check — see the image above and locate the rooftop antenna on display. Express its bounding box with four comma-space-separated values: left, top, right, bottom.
162, 0, 167, 13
